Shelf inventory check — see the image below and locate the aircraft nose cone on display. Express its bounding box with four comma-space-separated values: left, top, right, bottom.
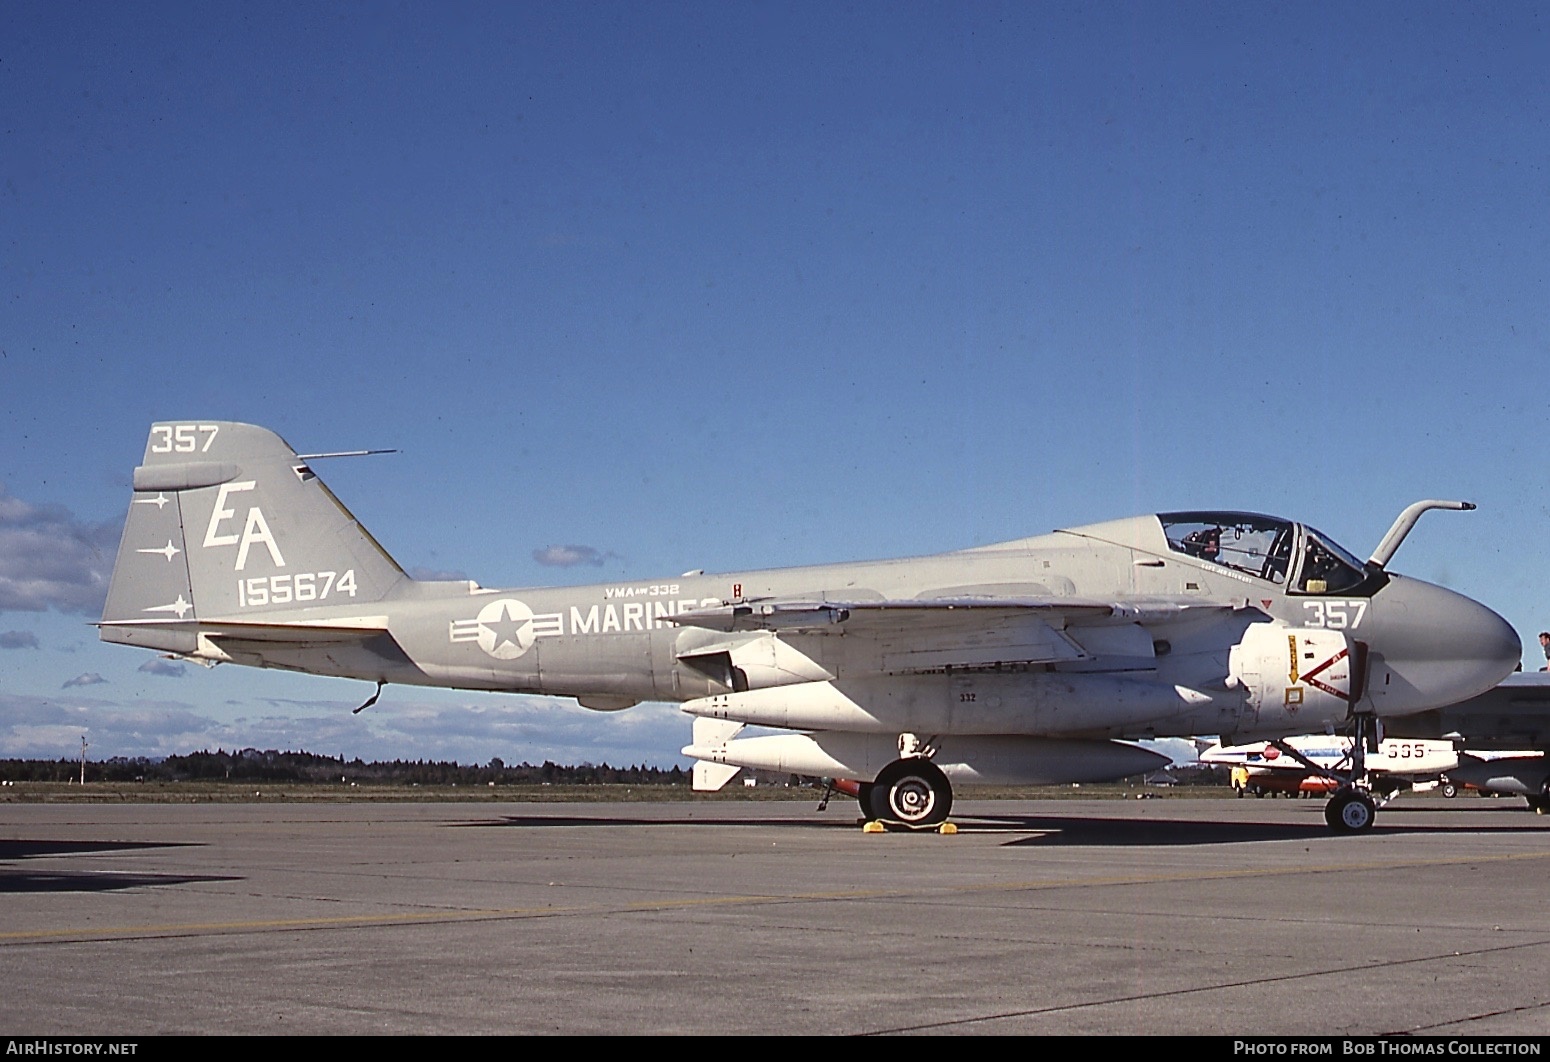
1442, 588, 1521, 681
1478, 604, 1521, 677
1373, 577, 1519, 711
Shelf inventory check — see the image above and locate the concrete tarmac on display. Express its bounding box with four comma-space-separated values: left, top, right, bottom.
2, 795, 1549, 1036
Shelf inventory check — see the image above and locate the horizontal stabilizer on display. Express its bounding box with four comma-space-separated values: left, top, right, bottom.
100, 617, 389, 644
98, 617, 394, 661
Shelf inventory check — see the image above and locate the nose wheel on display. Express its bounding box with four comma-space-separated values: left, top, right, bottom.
1324, 788, 1377, 833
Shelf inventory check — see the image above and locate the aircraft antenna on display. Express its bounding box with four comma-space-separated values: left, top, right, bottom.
353, 680, 386, 714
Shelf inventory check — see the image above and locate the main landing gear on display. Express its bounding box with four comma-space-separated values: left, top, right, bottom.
826, 758, 954, 829
819, 758, 955, 830
1527, 779, 1550, 816
866, 758, 954, 828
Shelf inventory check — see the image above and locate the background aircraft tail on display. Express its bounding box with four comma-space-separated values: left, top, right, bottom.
101, 421, 408, 639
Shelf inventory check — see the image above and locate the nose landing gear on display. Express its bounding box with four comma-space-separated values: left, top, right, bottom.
1323, 712, 1381, 834
1267, 712, 1385, 834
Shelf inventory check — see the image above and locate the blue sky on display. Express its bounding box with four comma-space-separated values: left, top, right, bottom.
2, 1, 1547, 767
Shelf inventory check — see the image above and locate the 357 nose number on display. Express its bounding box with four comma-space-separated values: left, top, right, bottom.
1302, 600, 1367, 630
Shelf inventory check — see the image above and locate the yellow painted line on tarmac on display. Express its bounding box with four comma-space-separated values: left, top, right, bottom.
4, 848, 1546, 944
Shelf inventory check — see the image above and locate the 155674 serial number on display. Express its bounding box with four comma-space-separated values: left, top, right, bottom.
237, 570, 357, 607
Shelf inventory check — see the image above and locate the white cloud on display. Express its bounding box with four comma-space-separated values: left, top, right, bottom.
0, 484, 120, 615
137, 658, 187, 678
61, 672, 108, 689
532, 544, 613, 568
0, 694, 252, 758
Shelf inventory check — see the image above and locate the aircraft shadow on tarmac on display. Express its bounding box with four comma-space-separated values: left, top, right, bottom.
458, 813, 864, 831
980, 814, 1360, 846
458, 809, 1550, 847
0, 838, 239, 894
949, 811, 1549, 846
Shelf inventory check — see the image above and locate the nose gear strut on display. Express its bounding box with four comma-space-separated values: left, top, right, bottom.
1264, 710, 1385, 833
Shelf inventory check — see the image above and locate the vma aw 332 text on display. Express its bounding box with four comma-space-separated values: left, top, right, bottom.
99, 421, 1521, 832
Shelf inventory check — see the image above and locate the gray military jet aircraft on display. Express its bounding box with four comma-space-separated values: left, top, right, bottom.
100, 422, 1520, 832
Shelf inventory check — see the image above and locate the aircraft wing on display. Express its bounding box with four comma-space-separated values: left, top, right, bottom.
666, 597, 1229, 632
666, 597, 1234, 672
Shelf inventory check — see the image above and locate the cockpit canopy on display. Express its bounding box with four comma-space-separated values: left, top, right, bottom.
1159, 512, 1381, 596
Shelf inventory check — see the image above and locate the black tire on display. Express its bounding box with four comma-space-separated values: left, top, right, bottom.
1440, 782, 1457, 798
1324, 789, 1377, 833
1529, 780, 1550, 815
856, 782, 875, 818
868, 759, 953, 829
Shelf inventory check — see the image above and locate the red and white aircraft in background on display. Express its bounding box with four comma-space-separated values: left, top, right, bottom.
1200, 735, 1546, 805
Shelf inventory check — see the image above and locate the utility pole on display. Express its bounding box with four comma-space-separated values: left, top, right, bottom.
79, 735, 87, 786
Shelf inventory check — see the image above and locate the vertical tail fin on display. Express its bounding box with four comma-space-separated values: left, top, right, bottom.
101, 422, 406, 651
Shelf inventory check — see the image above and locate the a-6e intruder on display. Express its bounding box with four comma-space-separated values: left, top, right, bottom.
100, 422, 1520, 832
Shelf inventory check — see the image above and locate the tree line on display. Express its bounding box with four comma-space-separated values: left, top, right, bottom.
0, 748, 689, 786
